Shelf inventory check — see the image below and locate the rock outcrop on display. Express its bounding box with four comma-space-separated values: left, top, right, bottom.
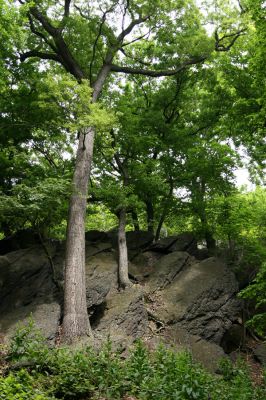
145, 256, 241, 343
0, 231, 243, 372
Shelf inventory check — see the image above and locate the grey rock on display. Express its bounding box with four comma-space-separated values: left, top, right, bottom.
129, 251, 163, 281
108, 230, 154, 251
0, 235, 241, 361
147, 251, 190, 292
0, 245, 58, 312
94, 286, 148, 347
253, 344, 266, 365
147, 256, 241, 344
0, 245, 60, 342
85, 251, 118, 308
0, 302, 61, 342
148, 232, 197, 255
146, 326, 226, 373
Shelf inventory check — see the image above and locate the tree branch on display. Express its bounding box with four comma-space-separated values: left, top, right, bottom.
30, 7, 59, 37
110, 56, 206, 77
122, 26, 154, 47
74, 4, 89, 19
20, 50, 60, 63
117, 15, 150, 43
89, 1, 120, 84
28, 13, 57, 53
26, 6, 85, 80
215, 28, 246, 52
119, 47, 152, 67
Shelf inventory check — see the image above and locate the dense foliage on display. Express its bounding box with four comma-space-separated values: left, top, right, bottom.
1, 323, 265, 400
0, 0, 265, 347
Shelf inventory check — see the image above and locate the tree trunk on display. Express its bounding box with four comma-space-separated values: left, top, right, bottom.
155, 215, 165, 242
131, 210, 140, 231
62, 65, 112, 343
200, 213, 216, 251
155, 178, 173, 241
146, 200, 154, 235
62, 127, 95, 342
205, 229, 216, 250
118, 208, 132, 289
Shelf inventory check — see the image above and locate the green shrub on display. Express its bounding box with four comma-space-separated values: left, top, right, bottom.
0, 369, 53, 400
8, 318, 49, 365
125, 342, 211, 399
3, 322, 266, 400
239, 262, 266, 337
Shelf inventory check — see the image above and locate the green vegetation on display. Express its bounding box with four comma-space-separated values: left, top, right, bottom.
0, 0, 265, 362
1, 324, 265, 400
240, 262, 266, 337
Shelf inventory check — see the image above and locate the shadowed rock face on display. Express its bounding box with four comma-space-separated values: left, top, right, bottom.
0, 231, 242, 372
0, 245, 60, 342
148, 232, 197, 255
146, 256, 241, 343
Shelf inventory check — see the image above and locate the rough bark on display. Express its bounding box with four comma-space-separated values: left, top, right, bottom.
62, 127, 95, 341
113, 153, 132, 289
62, 62, 112, 342
118, 208, 132, 289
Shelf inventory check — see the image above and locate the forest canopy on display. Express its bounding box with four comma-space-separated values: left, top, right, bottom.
0, 0, 265, 341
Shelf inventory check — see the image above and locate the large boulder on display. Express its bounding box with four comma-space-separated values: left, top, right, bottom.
146, 256, 241, 344
0, 302, 61, 342
0, 245, 60, 342
253, 344, 266, 365
85, 230, 110, 243
108, 230, 154, 251
0, 245, 58, 312
147, 251, 191, 292
0, 234, 242, 368
0, 229, 40, 255
93, 286, 148, 348
148, 232, 197, 255
51, 241, 117, 308
145, 326, 226, 373
85, 251, 118, 308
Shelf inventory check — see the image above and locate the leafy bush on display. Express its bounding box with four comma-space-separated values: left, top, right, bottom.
239, 262, 266, 337
0, 369, 52, 400
8, 318, 49, 364
2, 322, 266, 400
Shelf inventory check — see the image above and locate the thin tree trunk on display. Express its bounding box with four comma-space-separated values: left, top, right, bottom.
131, 210, 140, 231
146, 200, 154, 234
118, 208, 132, 289
200, 213, 216, 250
155, 211, 167, 242
62, 127, 95, 342
155, 178, 173, 241
205, 229, 216, 250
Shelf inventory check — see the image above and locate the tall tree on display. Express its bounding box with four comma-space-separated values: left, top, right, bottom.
10, 0, 244, 342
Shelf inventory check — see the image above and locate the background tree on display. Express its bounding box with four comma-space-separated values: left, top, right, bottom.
2, 0, 247, 342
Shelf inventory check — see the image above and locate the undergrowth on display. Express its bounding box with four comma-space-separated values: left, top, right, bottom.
0, 321, 265, 400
